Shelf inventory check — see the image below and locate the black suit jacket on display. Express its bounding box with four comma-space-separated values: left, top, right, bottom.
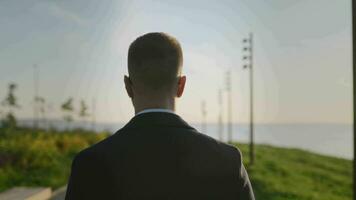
65, 112, 255, 200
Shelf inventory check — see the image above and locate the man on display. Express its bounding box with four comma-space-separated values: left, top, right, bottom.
65, 32, 255, 200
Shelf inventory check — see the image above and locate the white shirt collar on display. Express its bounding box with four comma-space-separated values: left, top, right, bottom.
135, 108, 176, 116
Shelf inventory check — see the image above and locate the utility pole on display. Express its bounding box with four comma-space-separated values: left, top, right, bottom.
91, 97, 96, 132
201, 100, 207, 133
243, 32, 255, 165
218, 88, 224, 141
33, 64, 39, 129
226, 70, 232, 143
351, 0, 355, 199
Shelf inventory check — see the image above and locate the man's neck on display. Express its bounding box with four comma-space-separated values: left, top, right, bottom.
134, 99, 175, 115
135, 108, 176, 116
135, 106, 174, 115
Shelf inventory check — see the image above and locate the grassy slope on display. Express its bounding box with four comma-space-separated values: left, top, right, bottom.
0, 128, 108, 192
235, 143, 352, 200
0, 129, 352, 199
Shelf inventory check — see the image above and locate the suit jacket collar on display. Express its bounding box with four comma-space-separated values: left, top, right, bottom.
122, 112, 195, 130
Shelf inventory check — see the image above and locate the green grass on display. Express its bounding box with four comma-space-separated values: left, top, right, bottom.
0, 128, 352, 199
0, 127, 108, 192
235, 143, 352, 200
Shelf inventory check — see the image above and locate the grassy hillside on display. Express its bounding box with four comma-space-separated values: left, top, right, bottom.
235, 143, 352, 200
0, 128, 352, 199
0, 128, 108, 192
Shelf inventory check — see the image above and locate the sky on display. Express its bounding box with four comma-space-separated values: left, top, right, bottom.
0, 0, 352, 124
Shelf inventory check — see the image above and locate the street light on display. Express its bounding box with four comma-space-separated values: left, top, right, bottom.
218, 88, 224, 141
351, 0, 355, 198
201, 100, 207, 133
226, 70, 233, 143
33, 64, 39, 129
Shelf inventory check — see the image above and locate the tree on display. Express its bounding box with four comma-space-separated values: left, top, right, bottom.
35, 96, 46, 129
79, 100, 89, 118
61, 98, 74, 130
0, 109, 4, 127
79, 100, 90, 129
1, 83, 20, 129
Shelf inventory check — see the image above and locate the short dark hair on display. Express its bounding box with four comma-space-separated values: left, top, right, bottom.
128, 32, 183, 92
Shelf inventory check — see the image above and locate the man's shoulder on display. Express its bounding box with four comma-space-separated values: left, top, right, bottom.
73, 133, 119, 164
185, 129, 243, 160
73, 126, 243, 165
74, 126, 145, 160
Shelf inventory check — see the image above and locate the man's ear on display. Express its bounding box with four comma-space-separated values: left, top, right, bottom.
124, 75, 134, 98
176, 76, 186, 98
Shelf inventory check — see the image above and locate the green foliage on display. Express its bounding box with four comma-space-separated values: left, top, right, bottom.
2, 83, 20, 109
0, 128, 108, 192
35, 96, 46, 117
0, 130, 351, 200
1, 83, 20, 129
61, 98, 74, 129
61, 98, 74, 112
79, 100, 89, 118
1, 113, 17, 129
234, 143, 352, 200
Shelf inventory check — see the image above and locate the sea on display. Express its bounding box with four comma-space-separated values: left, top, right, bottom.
18, 119, 353, 160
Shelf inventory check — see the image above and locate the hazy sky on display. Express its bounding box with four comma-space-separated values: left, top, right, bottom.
0, 0, 352, 124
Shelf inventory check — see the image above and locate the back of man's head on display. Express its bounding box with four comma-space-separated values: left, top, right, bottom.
128, 32, 183, 95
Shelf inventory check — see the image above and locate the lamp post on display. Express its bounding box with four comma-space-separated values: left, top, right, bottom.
33, 64, 39, 129
226, 70, 233, 143
242, 32, 255, 165
201, 100, 207, 133
218, 88, 224, 141
91, 97, 96, 131
351, 0, 355, 198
